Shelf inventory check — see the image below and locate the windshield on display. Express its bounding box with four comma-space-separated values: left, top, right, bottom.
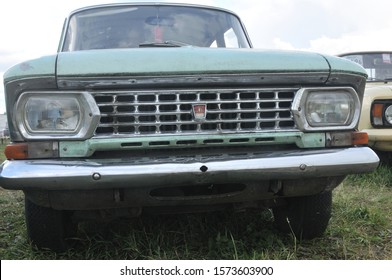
61, 5, 251, 51
340, 52, 392, 81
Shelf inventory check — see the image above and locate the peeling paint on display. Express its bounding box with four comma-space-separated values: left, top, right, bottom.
19, 63, 33, 71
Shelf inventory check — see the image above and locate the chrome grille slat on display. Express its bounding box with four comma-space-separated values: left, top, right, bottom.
96, 100, 294, 109
100, 108, 291, 116
97, 118, 294, 126
93, 88, 298, 136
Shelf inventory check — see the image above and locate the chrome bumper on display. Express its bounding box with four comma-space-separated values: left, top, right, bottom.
0, 147, 379, 191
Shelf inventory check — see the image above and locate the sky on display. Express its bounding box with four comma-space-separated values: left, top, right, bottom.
1, 0, 392, 113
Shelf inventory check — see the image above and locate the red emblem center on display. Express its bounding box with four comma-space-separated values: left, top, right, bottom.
192, 104, 207, 121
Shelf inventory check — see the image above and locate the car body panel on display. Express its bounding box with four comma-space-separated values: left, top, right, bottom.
3, 55, 56, 83
359, 82, 392, 150
56, 132, 328, 158
55, 48, 330, 77
4, 49, 367, 84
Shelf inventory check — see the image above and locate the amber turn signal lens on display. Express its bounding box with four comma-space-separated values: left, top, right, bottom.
371, 103, 384, 126
4, 143, 28, 160
352, 131, 368, 145
372, 103, 384, 118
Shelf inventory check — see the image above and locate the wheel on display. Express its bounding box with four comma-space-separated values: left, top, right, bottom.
272, 191, 332, 239
25, 197, 77, 252
375, 151, 392, 165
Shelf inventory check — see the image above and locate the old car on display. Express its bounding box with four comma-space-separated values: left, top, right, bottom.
0, 3, 379, 251
339, 51, 392, 163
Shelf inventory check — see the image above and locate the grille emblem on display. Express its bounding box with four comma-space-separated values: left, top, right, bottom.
192, 104, 207, 122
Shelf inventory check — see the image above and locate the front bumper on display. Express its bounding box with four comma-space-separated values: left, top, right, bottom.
0, 147, 379, 191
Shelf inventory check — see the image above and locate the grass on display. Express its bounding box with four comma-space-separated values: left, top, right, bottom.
0, 140, 391, 259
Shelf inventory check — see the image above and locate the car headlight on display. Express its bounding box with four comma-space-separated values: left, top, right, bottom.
371, 101, 392, 127
292, 87, 360, 131
385, 105, 392, 124
15, 92, 100, 139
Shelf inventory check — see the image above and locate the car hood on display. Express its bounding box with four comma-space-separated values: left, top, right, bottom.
363, 82, 392, 98
56, 48, 332, 76
4, 48, 366, 84
366, 81, 392, 89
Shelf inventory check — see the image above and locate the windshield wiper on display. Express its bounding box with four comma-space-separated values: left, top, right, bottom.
139, 40, 191, 48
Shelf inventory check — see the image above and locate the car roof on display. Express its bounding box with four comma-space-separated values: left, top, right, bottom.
338, 51, 392, 57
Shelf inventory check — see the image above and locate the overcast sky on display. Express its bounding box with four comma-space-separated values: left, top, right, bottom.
1, 0, 392, 113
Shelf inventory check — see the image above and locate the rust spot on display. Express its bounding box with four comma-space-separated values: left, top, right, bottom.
20, 63, 33, 71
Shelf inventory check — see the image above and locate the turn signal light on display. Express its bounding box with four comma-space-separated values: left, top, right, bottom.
4, 143, 28, 160
372, 103, 384, 126
327, 131, 368, 147
352, 131, 368, 145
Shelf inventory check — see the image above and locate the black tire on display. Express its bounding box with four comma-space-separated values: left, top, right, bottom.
376, 151, 392, 165
25, 197, 77, 252
272, 191, 332, 239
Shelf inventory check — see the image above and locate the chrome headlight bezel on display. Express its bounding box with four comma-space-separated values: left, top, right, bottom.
292, 87, 361, 131
15, 91, 100, 140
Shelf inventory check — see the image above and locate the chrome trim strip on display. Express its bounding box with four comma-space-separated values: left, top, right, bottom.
0, 147, 379, 191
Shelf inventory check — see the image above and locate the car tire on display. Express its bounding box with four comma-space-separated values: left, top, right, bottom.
25, 197, 77, 252
272, 191, 332, 239
376, 151, 392, 165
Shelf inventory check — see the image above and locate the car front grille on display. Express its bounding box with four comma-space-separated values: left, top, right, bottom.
93, 88, 297, 136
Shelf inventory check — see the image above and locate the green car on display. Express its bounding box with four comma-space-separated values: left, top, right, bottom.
0, 3, 379, 251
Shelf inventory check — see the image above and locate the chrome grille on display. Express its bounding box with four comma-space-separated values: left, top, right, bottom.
93, 88, 297, 136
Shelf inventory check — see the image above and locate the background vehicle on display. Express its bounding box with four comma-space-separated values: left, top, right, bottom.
340, 51, 392, 163
0, 3, 379, 252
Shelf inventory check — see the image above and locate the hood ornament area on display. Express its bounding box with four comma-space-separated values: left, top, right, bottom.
192, 104, 207, 122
